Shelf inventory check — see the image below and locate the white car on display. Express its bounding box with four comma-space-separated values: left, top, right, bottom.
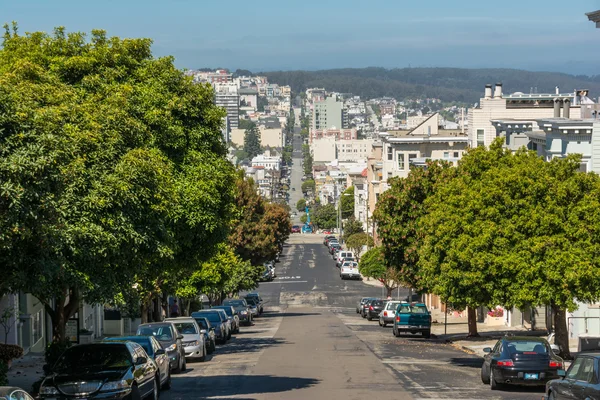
379, 301, 402, 327
340, 261, 360, 280
336, 251, 354, 267
165, 317, 207, 362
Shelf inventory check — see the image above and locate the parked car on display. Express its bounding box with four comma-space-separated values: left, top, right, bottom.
137, 322, 186, 372
481, 337, 563, 390
339, 257, 355, 268
356, 297, 375, 314
246, 300, 259, 317
212, 305, 240, 334
103, 336, 171, 390
39, 343, 158, 400
544, 353, 598, 399
213, 309, 232, 339
165, 317, 207, 362
291, 225, 301, 233
191, 311, 228, 344
245, 293, 264, 314
393, 302, 432, 338
336, 251, 355, 267
223, 299, 252, 326
365, 299, 385, 321
0, 387, 35, 400
379, 301, 402, 327
329, 242, 341, 255
340, 261, 360, 280
361, 298, 379, 318
260, 265, 274, 282
323, 235, 336, 246
192, 316, 216, 354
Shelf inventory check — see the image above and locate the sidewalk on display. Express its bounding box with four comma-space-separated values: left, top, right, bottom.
7, 353, 45, 393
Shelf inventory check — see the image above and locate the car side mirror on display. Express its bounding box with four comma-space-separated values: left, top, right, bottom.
136, 357, 147, 365
155, 349, 165, 356
558, 369, 566, 378
483, 347, 492, 353
200, 329, 207, 334
177, 335, 184, 340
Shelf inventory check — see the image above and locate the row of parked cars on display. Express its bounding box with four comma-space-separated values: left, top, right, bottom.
356, 297, 433, 338
35, 293, 265, 399
323, 235, 361, 280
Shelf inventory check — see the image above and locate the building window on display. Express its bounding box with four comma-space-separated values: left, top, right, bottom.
398, 154, 405, 170
580, 162, 588, 173
453, 151, 459, 158
408, 154, 418, 169
32, 309, 43, 345
387, 146, 393, 160
477, 129, 485, 147
443, 152, 449, 159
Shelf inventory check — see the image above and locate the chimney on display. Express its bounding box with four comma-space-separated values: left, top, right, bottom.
493, 83, 503, 99
563, 98, 570, 119
553, 99, 561, 118
484, 84, 492, 99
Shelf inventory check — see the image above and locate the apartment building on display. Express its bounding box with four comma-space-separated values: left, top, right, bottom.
230, 127, 284, 149
215, 83, 240, 130
345, 166, 369, 232
310, 128, 358, 143
251, 154, 281, 171
468, 83, 585, 148
239, 88, 258, 110
312, 95, 345, 131
311, 136, 374, 163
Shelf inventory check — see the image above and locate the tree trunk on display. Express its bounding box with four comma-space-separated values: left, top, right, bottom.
385, 286, 394, 298
152, 297, 161, 322
49, 286, 80, 342
140, 302, 149, 324
467, 307, 479, 337
553, 305, 572, 359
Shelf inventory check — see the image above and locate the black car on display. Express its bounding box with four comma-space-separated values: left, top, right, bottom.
39, 343, 158, 400
245, 293, 264, 314
223, 299, 252, 325
191, 311, 228, 344
544, 353, 600, 399
481, 336, 564, 390
365, 299, 385, 321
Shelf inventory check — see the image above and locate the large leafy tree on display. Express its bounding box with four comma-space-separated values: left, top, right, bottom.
313, 204, 337, 230
301, 179, 315, 194
0, 26, 234, 339
345, 233, 373, 261
296, 198, 307, 212
343, 219, 364, 242
243, 123, 261, 159
341, 186, 355, 219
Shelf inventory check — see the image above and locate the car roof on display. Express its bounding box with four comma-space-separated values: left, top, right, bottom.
165, 317, 195, 322
138, 322, 173, 327
105, 336, 150, 342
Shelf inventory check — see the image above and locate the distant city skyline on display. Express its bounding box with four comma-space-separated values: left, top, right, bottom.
2, 0, 599, 76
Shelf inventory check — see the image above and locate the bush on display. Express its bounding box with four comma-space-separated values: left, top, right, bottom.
45, 340, 71, 369
0, 343, 23, 363
0, 360, 7, 386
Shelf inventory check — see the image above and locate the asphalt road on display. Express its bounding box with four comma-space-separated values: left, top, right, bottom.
161, 130, 544, 399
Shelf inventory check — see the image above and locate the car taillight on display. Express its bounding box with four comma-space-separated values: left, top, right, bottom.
384, 311, 388, 317
369, 306, 374, 311
396, 316, 400, 321
496, 360, 514, 367
549, 360, 562, 368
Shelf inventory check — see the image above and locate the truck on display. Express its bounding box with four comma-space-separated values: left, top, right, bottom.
392, 302, 432, 339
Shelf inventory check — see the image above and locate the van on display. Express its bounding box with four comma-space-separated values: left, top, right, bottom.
336, 251, 354, 267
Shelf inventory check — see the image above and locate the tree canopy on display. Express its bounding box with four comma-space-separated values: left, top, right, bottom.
341, 186, 354, 219
345, 233, 373, 260
358, 247, 403, 298
243, 123, 262, 159
313, 204, 337, 230
296, 199, 307, 212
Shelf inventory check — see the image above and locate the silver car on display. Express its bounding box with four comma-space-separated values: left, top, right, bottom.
165, 317, 207, 362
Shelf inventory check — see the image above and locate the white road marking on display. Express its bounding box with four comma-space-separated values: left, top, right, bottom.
260, 280, 308, 284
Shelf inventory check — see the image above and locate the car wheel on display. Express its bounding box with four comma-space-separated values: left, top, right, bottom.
174, 355, 183, 374
379, 319, 383, 327
162, 371, 171, 390
480, 364, 490, 384
199, 344, 207, 362
423, 330, 431, 339
548, 391, 555, 400
130, 384, 142, 400
382, 322, 387, 327
367, 316, 372, 321
181, 356, 187, 372
394, 327, 400, 337
490, 369, 501, 390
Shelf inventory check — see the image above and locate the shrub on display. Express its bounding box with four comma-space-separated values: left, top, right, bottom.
0, 343, 23, 363
45, 340, 71, 369
0, 360, 8, 385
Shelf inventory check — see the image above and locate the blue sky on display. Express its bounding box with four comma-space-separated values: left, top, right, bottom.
2, 0, 600, 75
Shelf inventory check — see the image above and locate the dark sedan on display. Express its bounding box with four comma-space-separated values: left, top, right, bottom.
329, 243, 341, 255
103, 335, 171, 390
544, 353, 600, 399
481, 337, 564, 390
39, 343, 158, 400
191, 311, 228, 344
193, 316, 216, 354
212, 306, 239, 334
365, 299, 385, 321
361, 298, 380, 318
223, 299, 252, 326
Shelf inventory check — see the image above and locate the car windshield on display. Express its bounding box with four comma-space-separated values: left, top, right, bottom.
54, 345, 132, 373
137, 325, 173, 340
386, 302, 401, 310
343, 262, 358, 268
246, 298, 258, 306
372, 300, 384, 306
194, 312, 221, 323
172, 322, 197, 334
506, 341, 549, 355
224, 300, 246, 307
214, 307, 233, 316
397, 304, 428, 314
106, 338, 152, 355
193, 318, 209, 329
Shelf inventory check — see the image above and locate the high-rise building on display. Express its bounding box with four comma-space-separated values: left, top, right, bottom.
312, 95, 345, 131
214, 83, 240, 130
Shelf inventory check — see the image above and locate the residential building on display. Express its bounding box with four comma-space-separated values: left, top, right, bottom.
280, 85, 292, 97
310, 128, 358, 143
215, 83, 240, 130
230, 126, 284, 148
366, 142, 383, 243
310, 136, 374, 163
239, 88, 258, 110
312, 95, 345, 131
346, 166, 369, 231
380, 113, 469, 183
251, 154, 281, 171
468, 83, 585, 148
190, 69, 232, 84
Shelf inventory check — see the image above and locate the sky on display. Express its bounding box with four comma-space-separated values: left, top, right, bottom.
2, 0, 600, 75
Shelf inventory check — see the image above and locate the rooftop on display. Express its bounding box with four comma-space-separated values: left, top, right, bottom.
586, 10, 600, 23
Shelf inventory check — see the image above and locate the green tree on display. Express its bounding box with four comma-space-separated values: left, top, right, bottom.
257, 96, 268, 112
296, 199, 307, 212
313, 204, 337, 230
301, 179, 316, 194
0, 26, 235, 339
239, 119, 255, 130
345, 233, 373, 261
341, 186, 355, 219
244, 123, 262, 159
343, 219, 364, 242
359, 247, 403, 298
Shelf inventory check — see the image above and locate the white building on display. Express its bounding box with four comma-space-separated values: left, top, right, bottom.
251, 154, 281, 171
214, 83, 240, 130
312, 95, 344, 131
310, 137, 374, 163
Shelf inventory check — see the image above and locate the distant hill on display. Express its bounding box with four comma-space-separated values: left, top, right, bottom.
260, 67, 600, 104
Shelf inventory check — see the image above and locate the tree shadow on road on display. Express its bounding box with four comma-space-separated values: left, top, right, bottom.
212, 337, 289, 355
448, 357, 484, 368
259, 311, 321, 318
166, 375, 320, 399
